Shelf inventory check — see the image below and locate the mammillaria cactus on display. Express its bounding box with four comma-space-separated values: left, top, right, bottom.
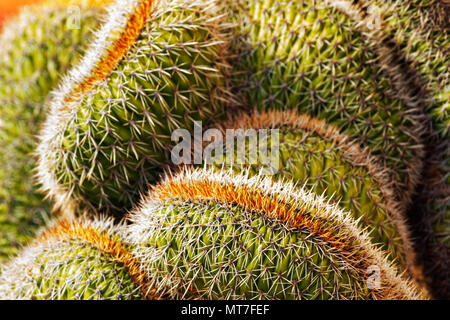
208, 109, 417, 276
0, 0, 107, 261
37, 0, 435, 218
350, 0, 449, 298
37, 0, 233, 217
126, 167, 424, 300
0, 216, 157, 300
0, 168, 425, 300
224, 0, 427, 208
0, 0, 446, 300
223, 0, 450, 297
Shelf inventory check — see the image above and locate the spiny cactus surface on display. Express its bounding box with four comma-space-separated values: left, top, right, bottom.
209, 109, 415, 272
126, 167, 424, 300
38, 0, 232, 217
369, 0, 449, 135
224, 0, 426, 206
0, 1, 105, 261
0, 217, 155, 300
355, 0, 450, 298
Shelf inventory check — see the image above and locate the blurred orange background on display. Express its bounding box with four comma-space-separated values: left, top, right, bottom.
0, 0, 42, 28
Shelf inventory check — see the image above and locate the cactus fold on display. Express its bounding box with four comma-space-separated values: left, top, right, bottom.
0, 0, 105, 261
0, 217, 156, 300
37, 0, 232, 217
126, 167, 424, 300
209, 109, 416, 273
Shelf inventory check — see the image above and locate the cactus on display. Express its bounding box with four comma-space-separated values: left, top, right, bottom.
126, 167, 424, 300
0, 216, 157, 300
0, 168, 426, 300
223, 0, 427, 208
38, 0, 438, 218
208, 109, 416, 274
366, 0, 449, 137
0, 0, 106, 261
37, 0, 233, 217
353, 0, 450, 298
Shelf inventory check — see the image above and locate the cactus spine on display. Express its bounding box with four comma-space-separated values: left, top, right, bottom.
0, 216, 157, 300
37, 0, 233, 217
209, 109, 416, 274
0, 0, 106, 261
126, 167, 424, 300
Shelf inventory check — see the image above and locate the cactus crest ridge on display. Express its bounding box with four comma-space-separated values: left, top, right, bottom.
0, 0, 107, 261
36, 0, 155, 217
213, 109, 418, 276
0, 216, 158, 300
126, 167, 425, 299
226, 0, 428, 208
37, 0, 234, 217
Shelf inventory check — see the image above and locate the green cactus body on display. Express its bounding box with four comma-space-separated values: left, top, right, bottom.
0, 217, 154, 300
368, 0, 449, 138
38, 0, 232, 217
208, 110, 414, 271
127, 167, 423, 300
225, 0, 425, 207
0, 1, 105, 261
359, 0, 449, 298
367, 0, 449, 227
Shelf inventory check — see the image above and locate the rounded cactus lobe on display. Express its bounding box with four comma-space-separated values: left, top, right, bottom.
361, 0, 450, 298
0, 3, 104, 261
3, 240, 141, 300
39, 0, 232, 217
0, 218, 150, 300
127, 168, 424, 300
359, 0, 450, 235
211, 111, 409, 269
225, 0, 424, 206
369, 0, 449, 137
137, 200, 368, 300
0, 7, 99, 100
